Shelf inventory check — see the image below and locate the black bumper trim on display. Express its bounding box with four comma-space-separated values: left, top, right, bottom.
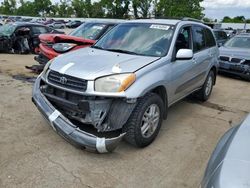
34, 53, 50, 65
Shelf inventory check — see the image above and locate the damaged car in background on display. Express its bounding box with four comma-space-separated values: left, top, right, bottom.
28, 21, 121, 73
219, 33, 250, 81
0, 22, 63, 54
32, 19, 219, 153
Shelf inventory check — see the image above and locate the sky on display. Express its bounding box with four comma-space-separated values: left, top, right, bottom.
201, 0, 250, 19
1, 0, 250, 20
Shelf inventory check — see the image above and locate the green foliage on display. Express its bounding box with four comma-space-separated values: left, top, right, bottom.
33, 0, 52, 16
55, 0, 73, 17
0, 0, 17, 15
222, 16, 247, 23
132, 0, 153, 18
16, 0, 36, 16
156, 0, 204, 19
100, 0, 130, 19
4, 0, 247, 22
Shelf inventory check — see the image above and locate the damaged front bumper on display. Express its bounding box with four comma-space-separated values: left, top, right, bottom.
34, 53, 50, 65
32, 76, 126, 153
219, 61, 250, 80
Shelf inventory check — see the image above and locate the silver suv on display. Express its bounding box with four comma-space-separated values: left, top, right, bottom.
32, 18, 219, 153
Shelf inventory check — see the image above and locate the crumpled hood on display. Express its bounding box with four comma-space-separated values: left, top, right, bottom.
220, 46, 250, 59
49, 47, 160, 80
39, 34, 95, 45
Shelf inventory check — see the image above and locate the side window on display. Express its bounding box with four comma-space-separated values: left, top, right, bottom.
32, 26, 48, 34
222, 32, 228, 39
205, 28, 216, 47
46, 27, 52, 33
218, 31, 223, 40
175, 26, 192, 54
192, 26, 206, 53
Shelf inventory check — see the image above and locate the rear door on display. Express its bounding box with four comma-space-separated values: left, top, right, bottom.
190, 25, 212, 89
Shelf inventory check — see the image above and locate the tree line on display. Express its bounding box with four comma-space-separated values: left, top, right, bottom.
0, 0, 205, 19
222, 16, 250, 23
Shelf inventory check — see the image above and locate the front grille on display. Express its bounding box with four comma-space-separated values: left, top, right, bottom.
48, 70, 87, 91
220, 56, 229, 61
231, 58, 242, 63
243, 60, 250, 66
220, 56, 244, 64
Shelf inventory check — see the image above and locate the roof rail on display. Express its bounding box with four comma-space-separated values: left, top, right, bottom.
154, 16, 182, 20
153, 16, 203, 23
182, 17, 203, 23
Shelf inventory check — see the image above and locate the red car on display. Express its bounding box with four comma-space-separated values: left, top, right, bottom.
34, 21, 119, 65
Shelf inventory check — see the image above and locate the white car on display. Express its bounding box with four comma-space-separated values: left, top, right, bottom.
48, 22, 66, 29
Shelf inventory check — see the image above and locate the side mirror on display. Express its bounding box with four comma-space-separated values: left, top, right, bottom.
176, 49, 193, 60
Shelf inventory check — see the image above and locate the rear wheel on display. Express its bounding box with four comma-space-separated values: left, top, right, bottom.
196, 71, 215, 101
123, 93, 164, 147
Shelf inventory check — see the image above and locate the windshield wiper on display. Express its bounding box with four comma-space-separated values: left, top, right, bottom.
106, 48, 139, 55
91, 45, 104, 50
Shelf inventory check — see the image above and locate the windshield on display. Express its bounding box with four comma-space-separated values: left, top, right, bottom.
93, 23, 174, 57
70, 22, 107, 40
224, 36, 250, 49
0, 24, 16, 36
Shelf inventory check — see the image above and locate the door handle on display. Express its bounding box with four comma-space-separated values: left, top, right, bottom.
192, 58, 197, 64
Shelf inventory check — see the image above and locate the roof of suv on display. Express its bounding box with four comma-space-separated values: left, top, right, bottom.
128, 19, 180, 25
126, 18, 205, 26
11, 22, 47, 27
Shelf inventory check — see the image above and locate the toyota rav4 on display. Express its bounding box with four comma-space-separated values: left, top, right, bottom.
32, 18, 219, 153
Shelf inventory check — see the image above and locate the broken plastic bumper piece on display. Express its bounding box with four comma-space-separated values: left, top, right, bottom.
32, 77, 125, 153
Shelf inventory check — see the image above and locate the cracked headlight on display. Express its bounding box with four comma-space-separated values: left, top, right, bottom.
95, 73, 136, 93
52, 43, 77, 52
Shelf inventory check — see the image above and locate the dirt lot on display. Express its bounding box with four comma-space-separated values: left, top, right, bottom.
0, 54, 249, 188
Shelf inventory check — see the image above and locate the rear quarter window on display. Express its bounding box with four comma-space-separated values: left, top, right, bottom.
205, 28, 216, 47
32, 26, 48, 34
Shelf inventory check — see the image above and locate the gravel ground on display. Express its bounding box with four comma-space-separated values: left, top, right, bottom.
0, 54, 249, 188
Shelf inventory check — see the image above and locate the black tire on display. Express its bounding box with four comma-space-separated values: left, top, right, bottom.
196, 71, 215, 101
123, 93, 164, 148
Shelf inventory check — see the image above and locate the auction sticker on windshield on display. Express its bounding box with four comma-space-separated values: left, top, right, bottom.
150, 24, 170, 30
92, 25, 105, 30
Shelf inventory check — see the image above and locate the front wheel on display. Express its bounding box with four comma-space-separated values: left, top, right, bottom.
196, 71, 215, 101
123, 93, 164, 148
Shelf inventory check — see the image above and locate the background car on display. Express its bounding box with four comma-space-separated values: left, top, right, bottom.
0, 22, 64, 54
218, 33, 250, 80
66, 20, 83, 28
223, 29, 236, 38
213, 29, 228, 46
47, 22, 66, 29
201, 114, 250, 188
